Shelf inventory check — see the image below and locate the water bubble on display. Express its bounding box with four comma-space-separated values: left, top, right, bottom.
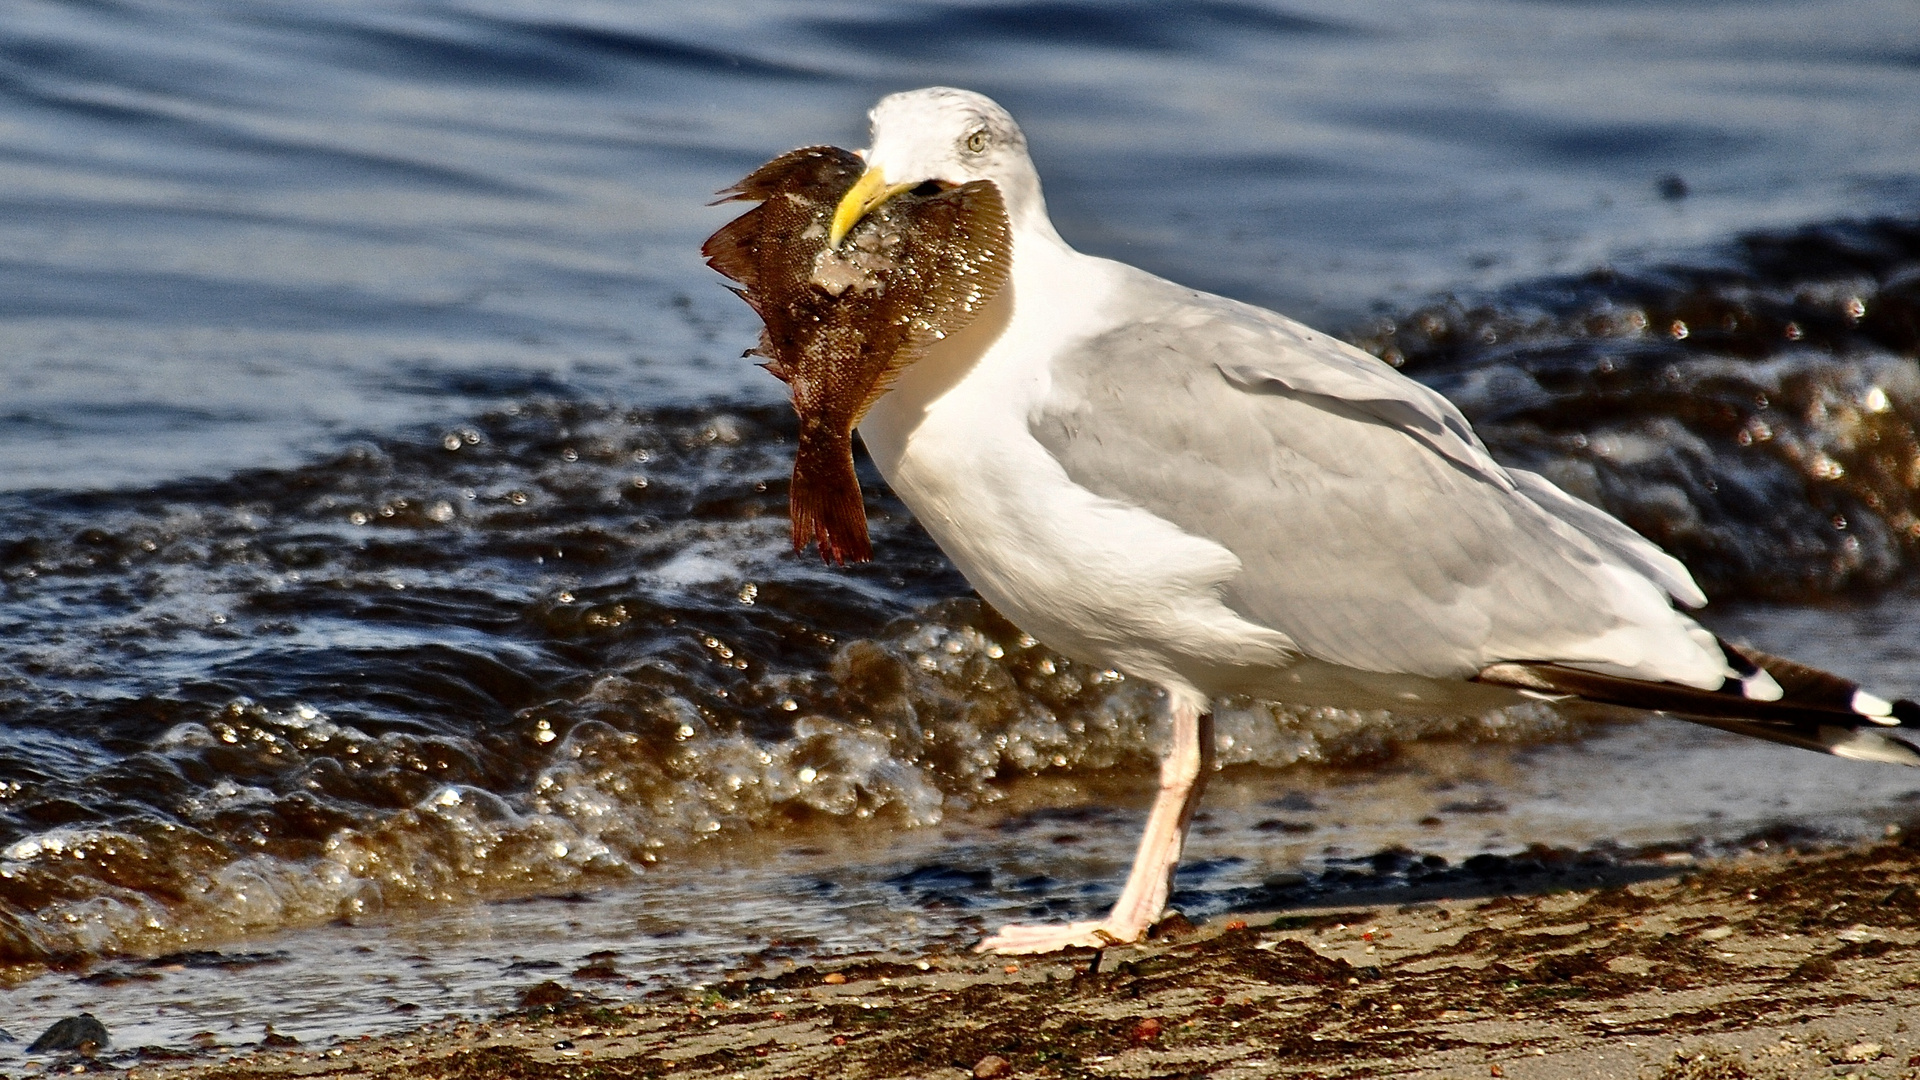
1865, 387, 1891, 413
443, 434, 463, 451
737, 583, 758, 605
427, 501, 455, 522
1668, 320, 1689, 340
347, 511, 369, 525
703, 416, 743, 444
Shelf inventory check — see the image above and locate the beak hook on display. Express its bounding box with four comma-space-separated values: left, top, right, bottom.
829, 166, 916, 247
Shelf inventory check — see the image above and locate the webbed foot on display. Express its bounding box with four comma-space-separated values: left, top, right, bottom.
975, 919, 1138, 955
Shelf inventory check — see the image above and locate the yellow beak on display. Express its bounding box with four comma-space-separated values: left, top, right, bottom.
829, 165, 916, 248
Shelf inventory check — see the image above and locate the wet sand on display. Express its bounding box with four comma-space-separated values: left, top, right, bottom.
72, 835, 1920, 1079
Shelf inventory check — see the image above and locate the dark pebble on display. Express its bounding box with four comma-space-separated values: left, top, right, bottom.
1148, 913, 1196, 941
519, 980, 572, 1009
973, 1053, 1013, 1078
27, 1013, 110, 1054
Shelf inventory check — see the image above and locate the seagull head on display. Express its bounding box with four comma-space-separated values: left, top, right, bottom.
830, 87, 1050, 247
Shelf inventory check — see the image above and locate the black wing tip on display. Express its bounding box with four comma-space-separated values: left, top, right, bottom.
1477, 660, 1920, 766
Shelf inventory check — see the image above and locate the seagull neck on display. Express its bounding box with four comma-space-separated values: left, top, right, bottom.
1007, 222, 1084, 303
1012, 219, 1071, 265
998, 172, 1067, 250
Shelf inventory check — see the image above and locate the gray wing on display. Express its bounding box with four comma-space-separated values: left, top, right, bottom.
1030, 267, 1709, 679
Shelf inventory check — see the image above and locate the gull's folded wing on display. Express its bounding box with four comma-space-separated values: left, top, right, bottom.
1030, 263, 1723, 686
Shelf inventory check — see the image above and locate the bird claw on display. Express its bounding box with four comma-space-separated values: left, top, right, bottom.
975, 920, 1142, 955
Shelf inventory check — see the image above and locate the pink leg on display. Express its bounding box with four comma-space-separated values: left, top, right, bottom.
977, 703, 1214, 954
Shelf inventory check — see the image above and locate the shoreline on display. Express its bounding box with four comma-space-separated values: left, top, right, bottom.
46, 835, 1920, 1079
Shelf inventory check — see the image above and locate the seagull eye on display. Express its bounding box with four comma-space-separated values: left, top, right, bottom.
964, 129, 990, 154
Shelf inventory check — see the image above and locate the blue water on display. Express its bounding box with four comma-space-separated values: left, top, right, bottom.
4, 0, 1920, 1061
6, 0, 1917, 492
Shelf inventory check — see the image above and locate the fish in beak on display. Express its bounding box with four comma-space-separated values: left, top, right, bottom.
703, 147, 1011, 563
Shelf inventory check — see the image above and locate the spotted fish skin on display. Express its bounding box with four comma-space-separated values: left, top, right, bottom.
703, 146, 1012, 563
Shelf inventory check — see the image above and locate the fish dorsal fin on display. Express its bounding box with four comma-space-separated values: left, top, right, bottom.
702, 146, 865, 296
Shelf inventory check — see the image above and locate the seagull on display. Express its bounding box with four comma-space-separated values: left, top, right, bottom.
820, 87, 1920, 955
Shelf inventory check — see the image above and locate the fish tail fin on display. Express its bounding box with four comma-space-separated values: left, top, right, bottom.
1477, 639, 1920, 766
789, 422, 871, 564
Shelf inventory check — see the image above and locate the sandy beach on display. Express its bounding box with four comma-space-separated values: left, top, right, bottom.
42, 835, 1920, 1080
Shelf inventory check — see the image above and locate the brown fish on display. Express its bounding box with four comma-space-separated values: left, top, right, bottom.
702, 145, 1012, 563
